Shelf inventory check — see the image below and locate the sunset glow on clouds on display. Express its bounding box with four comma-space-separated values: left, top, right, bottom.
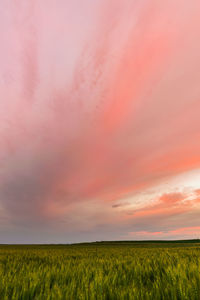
1, 0, 200, 243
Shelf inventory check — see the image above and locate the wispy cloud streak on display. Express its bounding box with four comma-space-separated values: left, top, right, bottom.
0, 0, 200, 242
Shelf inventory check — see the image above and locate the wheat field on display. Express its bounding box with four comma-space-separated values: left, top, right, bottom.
0, 241, 200, 299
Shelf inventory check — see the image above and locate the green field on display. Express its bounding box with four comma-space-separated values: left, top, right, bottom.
0, 241, 200, 299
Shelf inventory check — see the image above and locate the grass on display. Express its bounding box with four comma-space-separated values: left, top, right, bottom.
0, 241, 200, 299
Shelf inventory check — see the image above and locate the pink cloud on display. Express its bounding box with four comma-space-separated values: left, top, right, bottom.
129, 226, 200, 240
127, 191, 200, 219
0, 0, 200, 242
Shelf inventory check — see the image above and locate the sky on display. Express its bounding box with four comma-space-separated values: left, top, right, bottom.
0, 0, 200, 243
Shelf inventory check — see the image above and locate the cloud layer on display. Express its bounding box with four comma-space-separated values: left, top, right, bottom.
1, 0, 200, 242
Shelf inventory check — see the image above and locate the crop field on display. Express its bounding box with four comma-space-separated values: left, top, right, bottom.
0, 241, 200, 299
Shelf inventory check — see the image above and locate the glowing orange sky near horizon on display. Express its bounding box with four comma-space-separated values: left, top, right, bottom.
0, 0, 200, 243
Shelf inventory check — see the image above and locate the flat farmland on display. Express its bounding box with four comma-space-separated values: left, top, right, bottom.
0, 241, 200, 299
